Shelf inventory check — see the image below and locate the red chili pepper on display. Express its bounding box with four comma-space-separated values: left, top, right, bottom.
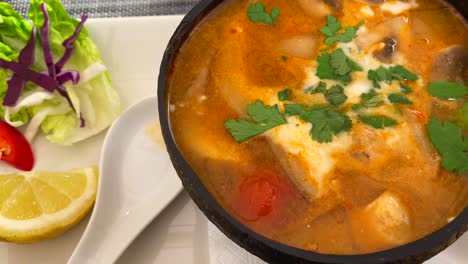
0, 120, 34, 171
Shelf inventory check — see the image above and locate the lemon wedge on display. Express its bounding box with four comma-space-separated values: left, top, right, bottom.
0, 167, 98, 243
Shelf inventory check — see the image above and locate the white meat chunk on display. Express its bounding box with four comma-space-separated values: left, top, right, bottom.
352, 191, 412, 250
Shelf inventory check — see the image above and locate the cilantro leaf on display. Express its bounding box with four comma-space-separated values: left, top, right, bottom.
388, 93, 412, 105
325, 85, 348, 106
284, 104, 305, 116
224, 119, 273, 143
306, 81, 327, 94
389, 65, 419, 81
278, 88, 291, 101
368, 70, 382, 89
368, 65, 418, 88
456, 102, 468, 130
325, 26, 359, 45
428, 119, 468, 173
317, 53, 336, 80
321, 17, 364, 45
225, 101, 286, 142
301, 109, 352, 143
317, 49, 361, 85
247, 101, 286, 124
376, 67, 393, 84
428, 82, 467, 99
361, 89, 385, 107
331, 49, 351, 75
247, 3, 280, 26
351, 104, 363, 111
400, 84, 412, 94
359, 115, 398, 129
320, 15, 342, 37
271, 7, 280, 20
286, 105, 352, 143
347, 58, 363, 72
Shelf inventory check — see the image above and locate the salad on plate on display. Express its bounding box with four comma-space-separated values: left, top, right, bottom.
0, 0, 120, 242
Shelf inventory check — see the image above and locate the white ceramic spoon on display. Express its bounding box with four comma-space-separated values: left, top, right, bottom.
68, 96, 183, 264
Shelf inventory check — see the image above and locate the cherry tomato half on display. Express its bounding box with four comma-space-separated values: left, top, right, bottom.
233, 169, 288, 222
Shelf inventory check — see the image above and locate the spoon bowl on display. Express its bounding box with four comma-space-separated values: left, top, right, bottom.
68, 96, 183, 264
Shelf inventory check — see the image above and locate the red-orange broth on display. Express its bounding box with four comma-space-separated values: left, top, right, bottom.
168, 0, 468, 254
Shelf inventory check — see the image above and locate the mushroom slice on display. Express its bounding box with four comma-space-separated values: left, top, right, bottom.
351, 191, 413, 251
356, 16, 407, 51
373, 37, 398, 63
431, 45, 468, 84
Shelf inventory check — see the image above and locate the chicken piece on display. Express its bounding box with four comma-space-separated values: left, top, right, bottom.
351, 191, 413, 251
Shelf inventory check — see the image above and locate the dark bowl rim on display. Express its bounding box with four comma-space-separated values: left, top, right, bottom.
157, 0, 468, 263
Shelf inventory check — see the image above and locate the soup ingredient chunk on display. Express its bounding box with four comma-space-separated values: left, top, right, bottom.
431, 46, 468, 83
351, 192, 412, 250
0, 167, 98, 242
233, 169, 289, 221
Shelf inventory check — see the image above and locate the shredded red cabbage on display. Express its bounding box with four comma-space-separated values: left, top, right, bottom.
55, 15, 88, 73
3, 27, 37, 106
56, 71, 80, 85
40, 4, 56, 79
0, 59, 58, 91
0, 3, 87, 127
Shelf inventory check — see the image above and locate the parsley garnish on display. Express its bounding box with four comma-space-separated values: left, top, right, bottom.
281, 55, 288, 61
317, 49, 362, 85
320, 15, 363, 45
427, 82, 467, 99
361, 89, 385, 107
286, 104, 352, 143
225, 101, 287, 142
359, 115, 398, 129
428, 119, 468, 173
388, 93, 412, 105
247, 3, 280, 26
278, 88, 291, 101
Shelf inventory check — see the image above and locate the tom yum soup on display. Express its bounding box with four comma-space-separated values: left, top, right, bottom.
168, 0, 468, 254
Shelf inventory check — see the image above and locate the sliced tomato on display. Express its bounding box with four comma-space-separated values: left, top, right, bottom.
233, 169, 289, 222
0, 120, 34, 171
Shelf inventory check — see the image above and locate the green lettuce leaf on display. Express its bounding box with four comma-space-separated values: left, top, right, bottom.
0, 0, 121, 145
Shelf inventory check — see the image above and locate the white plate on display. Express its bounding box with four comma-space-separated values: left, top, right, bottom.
0, 15, 465, 264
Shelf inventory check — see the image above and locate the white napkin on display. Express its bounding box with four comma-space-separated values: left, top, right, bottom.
208, 222, 266, 264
